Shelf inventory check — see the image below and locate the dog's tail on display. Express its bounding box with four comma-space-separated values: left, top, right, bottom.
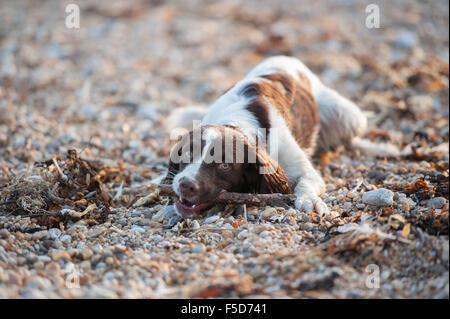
316, 86, 399, 158
164, 105, 208, 132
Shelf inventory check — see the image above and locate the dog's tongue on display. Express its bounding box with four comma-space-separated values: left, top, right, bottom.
175, 198, 213, 217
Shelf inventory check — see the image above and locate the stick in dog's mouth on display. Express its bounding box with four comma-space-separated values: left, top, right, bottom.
157, 185, 296, 218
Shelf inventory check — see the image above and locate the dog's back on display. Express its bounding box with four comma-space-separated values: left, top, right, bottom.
167, 56, 368, 154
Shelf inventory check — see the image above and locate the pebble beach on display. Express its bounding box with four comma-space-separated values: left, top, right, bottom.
0, 0, 448, 298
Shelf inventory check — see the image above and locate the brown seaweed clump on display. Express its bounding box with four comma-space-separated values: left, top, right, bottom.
0, 149, 130, 227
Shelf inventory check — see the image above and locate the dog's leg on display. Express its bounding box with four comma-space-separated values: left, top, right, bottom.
315, 85, 400, 157
275, 130, 328, 215
315, 85, 367, 151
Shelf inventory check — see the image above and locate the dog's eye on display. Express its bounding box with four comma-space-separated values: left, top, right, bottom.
218, 163, 231, 171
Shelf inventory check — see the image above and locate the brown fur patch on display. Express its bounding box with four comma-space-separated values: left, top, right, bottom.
288, 72, 319, 150
240, 71, 319, 151
246, 98, 271, 131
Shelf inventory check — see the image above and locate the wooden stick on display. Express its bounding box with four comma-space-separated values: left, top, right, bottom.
156, 184, 296, 207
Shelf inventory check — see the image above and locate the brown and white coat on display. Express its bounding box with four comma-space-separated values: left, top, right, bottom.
163, 56, 368, 217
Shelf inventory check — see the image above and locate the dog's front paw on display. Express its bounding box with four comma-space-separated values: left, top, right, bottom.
295, 194, 329, 216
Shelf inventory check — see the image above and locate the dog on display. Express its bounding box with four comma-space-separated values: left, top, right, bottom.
161, 56, 388, 218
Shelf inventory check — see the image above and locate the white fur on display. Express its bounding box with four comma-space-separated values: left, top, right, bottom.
172, 126, 221, 198
173, 163, 200, 198
316, 86, 367, 150
351, 137, 400, 158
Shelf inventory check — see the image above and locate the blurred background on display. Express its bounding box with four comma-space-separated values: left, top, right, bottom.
0, 0, 448, 172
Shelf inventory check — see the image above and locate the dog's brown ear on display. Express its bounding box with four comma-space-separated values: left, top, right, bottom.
244, 146, 292, 194
161, 159, 179, 185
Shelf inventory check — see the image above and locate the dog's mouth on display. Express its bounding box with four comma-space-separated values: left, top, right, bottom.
175, 197, 214, 217
174, 190, 228, 218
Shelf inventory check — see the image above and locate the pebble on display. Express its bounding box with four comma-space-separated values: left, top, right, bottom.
38, 255, 51, 263
299, 214, 310, 223
346, 191, 358, 199
81, 248, 94, 260
398, 197, 416, 211
60, 235, 72, 244
237, 230, 249, 239
105, 257, 114, 265
96, 262, 107, 269
0, 229, 9, 239
395, 29, 419, 49
48, 228, 62, 240
192, 243, 206, 254
191, 220, 200, 229
92, 244, 104, 254
343, 202, 353, 211
104, 271, 116, 280
202, 215, 220, 225
32, 230, 48, 241
42, 240, 55, 249
426, 197, 446, 209
285, 209, 297, 216
80, 260, 91, 272
261, 207, 277, 217
130, 225, 145, 233
362, 188, 394, 206
151, 209, 166, 223
88, 227, 106, 238
301, 222, 314, 231
114, 244, 126, 253
259, 231, 271, 238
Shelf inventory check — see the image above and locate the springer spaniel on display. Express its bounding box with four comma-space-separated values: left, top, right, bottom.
162, 56, 370, 218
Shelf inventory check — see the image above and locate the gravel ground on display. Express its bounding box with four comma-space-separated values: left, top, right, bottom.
0, 0, 448, 298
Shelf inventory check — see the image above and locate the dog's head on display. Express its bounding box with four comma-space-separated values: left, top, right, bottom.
163, 125, 292, 217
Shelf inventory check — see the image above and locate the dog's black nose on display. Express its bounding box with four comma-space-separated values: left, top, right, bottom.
179, 178, 200, 197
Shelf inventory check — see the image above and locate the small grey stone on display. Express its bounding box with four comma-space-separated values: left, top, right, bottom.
343, 202, 353, 211
300, 214, 310, 223
37, 255, 51, 263
167, 215, 181, 226
136, 103, 160, 122
191, 220, 200, 229
130, 225, 145, 233
362, 188, 394, 206
88, 226, 105, 238
20, 288, 47, 299
96, 262, 107, 269
301, 222, 314, 231
60, 235, 72, 244
26, 276, 52, 290
152, 208, 167, 223
398, 197, 416, 211
395, 29, 419, 49
192, 243, 206, 254
81, 248, 93, 260
117, 218, 128, 227
48, 228, 62, 240
104, 271, 116, 280
427, 197, 446, 209
91, 244, 103, 254
202, 215, 220, 225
